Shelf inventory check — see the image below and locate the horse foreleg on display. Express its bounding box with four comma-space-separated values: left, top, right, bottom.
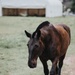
43, 62, 49, 75
58, 54, 65, 75
40, 59, 49, 75
56, 66, 59, 75
50, 58, 59, 75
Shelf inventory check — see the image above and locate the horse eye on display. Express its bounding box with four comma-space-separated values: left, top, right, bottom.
35, 45, 39, 48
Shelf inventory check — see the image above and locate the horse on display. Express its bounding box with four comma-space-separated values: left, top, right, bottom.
25, 21, 71, 75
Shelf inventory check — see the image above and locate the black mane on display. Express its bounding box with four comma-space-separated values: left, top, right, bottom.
36, 21, 50, 32
32, 21, 50, 38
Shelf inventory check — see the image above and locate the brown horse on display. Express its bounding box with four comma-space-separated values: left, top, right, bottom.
25, 21, 71, 75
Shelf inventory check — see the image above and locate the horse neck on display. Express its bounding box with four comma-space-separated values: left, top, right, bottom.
40, 26, 55, 47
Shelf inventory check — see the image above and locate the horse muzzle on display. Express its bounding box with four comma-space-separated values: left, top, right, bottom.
28, 60, 37, 68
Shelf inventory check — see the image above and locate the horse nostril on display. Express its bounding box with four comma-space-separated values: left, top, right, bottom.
28, 60, 37, 68
32, 63, 36, 66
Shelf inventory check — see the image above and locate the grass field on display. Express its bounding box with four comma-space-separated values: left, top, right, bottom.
0, 16, 75, 75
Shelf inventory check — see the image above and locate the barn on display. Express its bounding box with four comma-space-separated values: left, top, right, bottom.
0, 0, 63, 17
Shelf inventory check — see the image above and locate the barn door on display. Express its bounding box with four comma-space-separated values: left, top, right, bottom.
2, 8, 18, 16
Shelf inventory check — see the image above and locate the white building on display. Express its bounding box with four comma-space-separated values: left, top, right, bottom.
0, 0, 2, 16
0, 0, 63, 17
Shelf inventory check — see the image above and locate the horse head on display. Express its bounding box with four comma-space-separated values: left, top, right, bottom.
25, 30, 44, 68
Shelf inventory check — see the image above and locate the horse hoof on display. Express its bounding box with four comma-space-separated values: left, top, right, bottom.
50, 72, 55, 75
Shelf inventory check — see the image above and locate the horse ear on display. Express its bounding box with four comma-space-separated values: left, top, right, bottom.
25, 30, 31, 38
37, 30, 41, 39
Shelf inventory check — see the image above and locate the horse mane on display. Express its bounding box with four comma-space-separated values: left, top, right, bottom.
32, 21, 50, 38
36, 21, 50, 32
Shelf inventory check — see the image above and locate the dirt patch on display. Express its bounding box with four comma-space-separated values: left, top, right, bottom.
63, 55, 75, 75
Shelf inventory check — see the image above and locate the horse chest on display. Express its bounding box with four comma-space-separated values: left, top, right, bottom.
41, 47, 57, 61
